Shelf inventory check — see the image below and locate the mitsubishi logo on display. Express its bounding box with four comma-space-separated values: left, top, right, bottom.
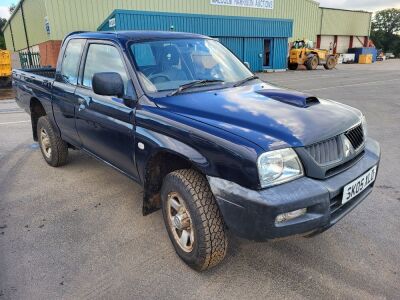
343, 137, 352, 157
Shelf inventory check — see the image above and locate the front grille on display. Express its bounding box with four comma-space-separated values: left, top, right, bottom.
305, 136, 341, 165
325, 151, 365, 177
345, 124, 364, 150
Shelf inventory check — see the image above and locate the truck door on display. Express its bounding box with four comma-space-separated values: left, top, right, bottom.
74, 41, 139, 179
52, 39, 85, 146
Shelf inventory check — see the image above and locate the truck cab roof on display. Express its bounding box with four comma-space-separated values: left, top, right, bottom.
67, 30, 210, 43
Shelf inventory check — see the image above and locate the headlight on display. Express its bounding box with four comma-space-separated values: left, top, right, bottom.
257, 148, 304, 188
361, 115, 368, 137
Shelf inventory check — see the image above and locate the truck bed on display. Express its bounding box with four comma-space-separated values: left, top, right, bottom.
15, 67, 56, 79
13, 67, 56, 114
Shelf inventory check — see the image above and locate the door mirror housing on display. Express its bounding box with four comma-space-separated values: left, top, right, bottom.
92, 72, 124, 98
244, 62, 250, 69
122, 96, 136, 108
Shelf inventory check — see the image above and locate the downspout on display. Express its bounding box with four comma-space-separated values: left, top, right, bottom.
20, 1, 33, 66
319, 8, 324, 41
9, 23, 16, 52
368, 12, 373, 46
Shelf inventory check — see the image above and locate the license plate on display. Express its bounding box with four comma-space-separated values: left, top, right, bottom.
342, 166, 377, 205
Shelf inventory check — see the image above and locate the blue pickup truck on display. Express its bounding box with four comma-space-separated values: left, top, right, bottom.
13, 31, 380, 271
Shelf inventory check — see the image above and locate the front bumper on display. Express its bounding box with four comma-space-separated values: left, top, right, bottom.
207, 138, 381, 241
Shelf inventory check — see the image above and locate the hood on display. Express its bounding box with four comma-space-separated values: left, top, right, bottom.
153, 83, 362, 150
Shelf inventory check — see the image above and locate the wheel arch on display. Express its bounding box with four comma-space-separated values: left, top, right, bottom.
307, 52, 319, 60
30, 97, 47, 141
136, 128, 212, 216
142, 149, 209, 215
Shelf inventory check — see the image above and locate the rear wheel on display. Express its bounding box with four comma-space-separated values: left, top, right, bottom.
306, 55, 319, 70
324, 55, 337, 70
37, 116, 68, 167
288, 63, 298, 70
0, 77, 11, 88
161, 169, 228, 271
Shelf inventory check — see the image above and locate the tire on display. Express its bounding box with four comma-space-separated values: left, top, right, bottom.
0, 77, 11, 88
306, 55, 319, 70
37, 116, 68, 167
324, 55, 337, 70
288, 63, 298, 70
161, 169, 228, 271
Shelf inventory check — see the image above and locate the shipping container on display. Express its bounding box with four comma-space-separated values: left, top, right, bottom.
348, 47, 377, 63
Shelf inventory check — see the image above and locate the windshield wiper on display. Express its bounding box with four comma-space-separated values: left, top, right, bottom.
233, 75, 259, 87
169, 79, 224, 96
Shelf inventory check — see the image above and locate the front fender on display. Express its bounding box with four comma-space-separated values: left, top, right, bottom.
134, 105, 263, 215
135, 126, 210, 183
135, 106, 262, 189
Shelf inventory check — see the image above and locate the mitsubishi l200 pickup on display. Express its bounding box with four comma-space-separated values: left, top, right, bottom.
13, 31, 380, 271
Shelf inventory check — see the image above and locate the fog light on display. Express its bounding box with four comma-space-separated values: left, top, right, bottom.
275, 208, 307, 224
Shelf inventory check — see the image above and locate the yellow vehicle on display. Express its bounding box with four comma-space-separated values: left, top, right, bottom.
0, 50, 12, 88
288, 40, 337, 71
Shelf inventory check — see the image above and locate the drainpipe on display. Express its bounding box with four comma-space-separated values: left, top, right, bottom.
9, 22, 16, 52
20, 1, 33, 66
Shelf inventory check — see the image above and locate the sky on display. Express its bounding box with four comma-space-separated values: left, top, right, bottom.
1, 0, 400, 19
0, 0, 17, 19
318, 0, 400, 12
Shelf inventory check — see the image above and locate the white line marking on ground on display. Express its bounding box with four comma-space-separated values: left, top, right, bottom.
0, 120, 30, 125
303, 78, 400, 92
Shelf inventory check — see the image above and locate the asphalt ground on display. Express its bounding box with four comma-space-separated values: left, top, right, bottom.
0, 60, 399, 299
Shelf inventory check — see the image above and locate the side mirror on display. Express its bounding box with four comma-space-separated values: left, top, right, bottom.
92, 72, 124, 98
244, 62, 250, 69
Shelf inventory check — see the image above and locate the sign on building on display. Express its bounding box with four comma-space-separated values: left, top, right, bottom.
109, 18, 116, 28
210, 0, 274, 10
44, 16, 51, 35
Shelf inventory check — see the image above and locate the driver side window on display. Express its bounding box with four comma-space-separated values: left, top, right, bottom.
82, 44, 129, 93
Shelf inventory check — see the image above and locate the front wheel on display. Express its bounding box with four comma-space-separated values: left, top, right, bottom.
161, 169, 228, 271
306, 55, 319, 70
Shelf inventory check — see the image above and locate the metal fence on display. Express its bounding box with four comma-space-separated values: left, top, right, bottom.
19, 52, 41, 69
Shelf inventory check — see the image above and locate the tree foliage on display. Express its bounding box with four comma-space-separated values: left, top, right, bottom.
9, 4, 16, 14
371, 9, 400, 56
0, 18, 7, 50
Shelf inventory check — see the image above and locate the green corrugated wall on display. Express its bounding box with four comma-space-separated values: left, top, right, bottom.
43, 0, 320, 42
3, 27, 13, 51
2, 0, 372, 51
24, 0, 48, 45
5, 8, 26, 51
319, 8, 372, 36
2, 0, 48, 51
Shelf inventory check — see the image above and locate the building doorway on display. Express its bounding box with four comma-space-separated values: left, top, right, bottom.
263, 39, 272, 67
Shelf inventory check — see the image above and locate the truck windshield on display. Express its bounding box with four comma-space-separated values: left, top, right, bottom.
129, 38, 253, 94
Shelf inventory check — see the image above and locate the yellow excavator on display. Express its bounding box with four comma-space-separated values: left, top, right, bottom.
0, 50, 12, 88
288, 40, 337, 71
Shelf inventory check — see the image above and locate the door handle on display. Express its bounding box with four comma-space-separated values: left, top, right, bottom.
77, 96, 92, 111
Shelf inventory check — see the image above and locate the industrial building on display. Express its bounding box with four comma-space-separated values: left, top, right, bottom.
2, 0, 372, 71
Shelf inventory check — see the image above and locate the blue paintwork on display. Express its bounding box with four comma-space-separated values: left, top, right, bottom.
13, 31, 364, 193
98, 9, 292, 71
153, 82, 362, 151
348, 47, 378, 63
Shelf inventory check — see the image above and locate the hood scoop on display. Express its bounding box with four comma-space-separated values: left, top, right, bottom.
256, 89, 320, 108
